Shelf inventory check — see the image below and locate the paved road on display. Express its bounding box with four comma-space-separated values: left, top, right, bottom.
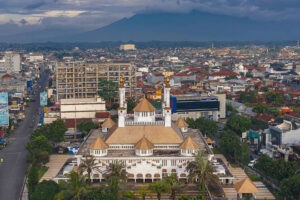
0, 68, 49, 200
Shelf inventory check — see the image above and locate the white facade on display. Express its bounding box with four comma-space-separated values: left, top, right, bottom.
60, 97, 106, 119
0, 52, 21, 73
28, 53, 44, 62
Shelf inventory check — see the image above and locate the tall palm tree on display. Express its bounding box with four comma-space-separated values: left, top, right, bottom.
104, 161, 127, 200
186, 151, 219, 193
79, 156, 98, 184
55, 171, 87, 200
166, 173, 182, 200
149, 179, 170, 200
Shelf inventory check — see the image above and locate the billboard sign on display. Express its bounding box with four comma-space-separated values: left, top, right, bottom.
0, 92, 9, 126
40, 92, 47, 106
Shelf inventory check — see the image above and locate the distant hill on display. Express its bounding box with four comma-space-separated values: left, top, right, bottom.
67, 11, 300, 42
1, 11, 300, 43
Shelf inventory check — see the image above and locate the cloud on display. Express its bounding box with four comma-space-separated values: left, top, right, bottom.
0, 0, 299, 36
0, 10, 86, 25
25, 1, 46, 10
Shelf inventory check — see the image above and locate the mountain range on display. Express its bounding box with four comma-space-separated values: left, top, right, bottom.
2, 11, 300, 43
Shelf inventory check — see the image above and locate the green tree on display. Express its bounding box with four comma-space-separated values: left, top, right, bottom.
27, 161, 39, 196
32, 151, 50, 164
186, 151, 219, 193
252, 103, 269, 114
85, 188, 109, 200
98, 78, 118, 102
225, 114, 251, 136
225, 75, 237, 80
77, 122, 98, 136
149, 180, 170, 200
79, 156, 98, 184
121, 191, 137, 200
186, 117, 218, 137
245, 72, 253, 78
240, 142, 250, 165
31, 180, 60, 200
127, 97, 138, 112
105, 161, 127, 200
55, 171, 87, 200
254, 155, 299, 181
265, 91, 284, 105
226, 103, 238, 116
219, 130, 241, 163
280, 173, 300, 199
27, 135, 52, 154
250, 117, 268, 131
49, 120, 67, 142
137, 186, 152, 200
166, 173, 182, 200
239, 91, 258, 104
31, 119, 66, 142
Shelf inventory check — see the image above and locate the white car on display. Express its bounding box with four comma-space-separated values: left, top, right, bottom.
248, 160, 256, 168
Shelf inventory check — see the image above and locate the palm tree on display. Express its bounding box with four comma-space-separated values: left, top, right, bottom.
186, 151, 219, 193
106, 161, 127, 181
166, 173, 182, 200
149, 180, 170, 200
104, 161, 127, 200
137, 186, 152, 200
55, 171, 87, 200
79, 156, 98, 184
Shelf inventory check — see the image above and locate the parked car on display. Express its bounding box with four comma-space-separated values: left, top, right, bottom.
248, 159, 257, 168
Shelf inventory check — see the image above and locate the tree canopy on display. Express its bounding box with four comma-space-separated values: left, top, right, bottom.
265, 91, 284, 105
239, 91, 258, 104
31, 119, 66, 142
225, 114, 251, 136
97, 78, 118, 102
77, 121, 98, 136
185, 117, 218, 137
31, 180, 60, 200
27, 135, 52, 154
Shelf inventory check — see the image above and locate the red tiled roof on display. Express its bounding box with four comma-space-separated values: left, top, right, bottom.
64, 118, 93, 129
255, 114, 274, 122
95, 112, 110, 119
244, 66, 256, 70
1, 74, 13, 79
210, 71, 239, 77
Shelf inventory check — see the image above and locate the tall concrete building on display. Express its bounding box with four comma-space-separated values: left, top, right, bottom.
0, 52, 21, 73
56, 62, 136, 101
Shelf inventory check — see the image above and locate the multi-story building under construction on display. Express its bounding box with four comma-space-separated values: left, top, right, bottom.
56, 62, 136, 101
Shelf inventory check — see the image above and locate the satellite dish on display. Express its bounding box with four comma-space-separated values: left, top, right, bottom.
208, 92, 211, 96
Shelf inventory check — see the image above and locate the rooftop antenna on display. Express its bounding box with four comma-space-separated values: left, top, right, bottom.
297, 40, 299, 48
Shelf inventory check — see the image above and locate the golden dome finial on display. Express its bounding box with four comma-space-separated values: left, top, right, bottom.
120, 75, 125, 88
164, 75, 170, 88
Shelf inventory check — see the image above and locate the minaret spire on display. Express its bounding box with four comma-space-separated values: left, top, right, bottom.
118, 75, 126, 127
163, 75, 171, 127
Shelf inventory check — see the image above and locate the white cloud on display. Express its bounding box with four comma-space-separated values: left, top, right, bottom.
0, 10, 86, 25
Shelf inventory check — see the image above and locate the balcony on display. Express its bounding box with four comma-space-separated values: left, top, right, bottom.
125, 121, 165, 126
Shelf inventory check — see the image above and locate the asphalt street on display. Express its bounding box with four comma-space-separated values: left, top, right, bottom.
0, 68, 49, 200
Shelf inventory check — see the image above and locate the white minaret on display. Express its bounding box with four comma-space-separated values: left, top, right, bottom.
118, 76, 126, 127
163, 76, 171, 127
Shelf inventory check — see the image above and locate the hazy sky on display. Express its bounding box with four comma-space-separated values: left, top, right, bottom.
0, 0, 300, 35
